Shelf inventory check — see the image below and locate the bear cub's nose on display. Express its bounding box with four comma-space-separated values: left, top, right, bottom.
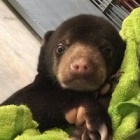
70, 58, 93, 76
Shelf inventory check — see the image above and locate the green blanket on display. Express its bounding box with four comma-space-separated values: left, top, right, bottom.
0, 105, 69, 140
0, 8, 140, 140
108, 7, 140, 140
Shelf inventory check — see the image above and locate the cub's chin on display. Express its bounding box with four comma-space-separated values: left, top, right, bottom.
58, 76, 106, 92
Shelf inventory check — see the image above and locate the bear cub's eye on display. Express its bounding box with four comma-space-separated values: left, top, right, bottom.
102, 47, 113, 57
56, 43, 66, 55
100, 39, 113, 58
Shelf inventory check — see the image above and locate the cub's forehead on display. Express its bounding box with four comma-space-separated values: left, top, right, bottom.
56, 15, 111, 33
48, 14, 119, 50
53, 15, 115, 44
55, 28, 105, 47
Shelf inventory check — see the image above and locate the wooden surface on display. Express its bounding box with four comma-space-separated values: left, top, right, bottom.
0, 1, 41, 103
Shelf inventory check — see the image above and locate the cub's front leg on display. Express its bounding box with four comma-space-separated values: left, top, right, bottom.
65, 100, 112, 140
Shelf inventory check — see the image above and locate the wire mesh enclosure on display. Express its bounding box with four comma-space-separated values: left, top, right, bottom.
90, 0, 140, 30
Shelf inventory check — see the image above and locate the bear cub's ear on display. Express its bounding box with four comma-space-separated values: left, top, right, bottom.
37, 30, 54, 75
43, 30, 54, 43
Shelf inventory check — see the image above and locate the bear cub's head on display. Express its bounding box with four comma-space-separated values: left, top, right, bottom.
38, 15, 126, 92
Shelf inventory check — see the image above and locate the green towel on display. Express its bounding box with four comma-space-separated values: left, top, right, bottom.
0, 8, 140, 140
0, 105, 37, 140
0, 105, 69, 140
108, 7, 140, 140
15, 128, 69, 140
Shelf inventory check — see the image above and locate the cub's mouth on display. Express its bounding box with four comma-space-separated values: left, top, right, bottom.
61, 79, 101, 91
57, 71, 107, 92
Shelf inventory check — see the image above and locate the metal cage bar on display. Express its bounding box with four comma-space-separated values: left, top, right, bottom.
90, 0, 140, 29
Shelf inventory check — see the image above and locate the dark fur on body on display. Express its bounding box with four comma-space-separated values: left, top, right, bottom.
1, 15, 126, 139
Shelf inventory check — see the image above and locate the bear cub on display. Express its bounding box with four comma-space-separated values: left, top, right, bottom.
2, 15, 126, 140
